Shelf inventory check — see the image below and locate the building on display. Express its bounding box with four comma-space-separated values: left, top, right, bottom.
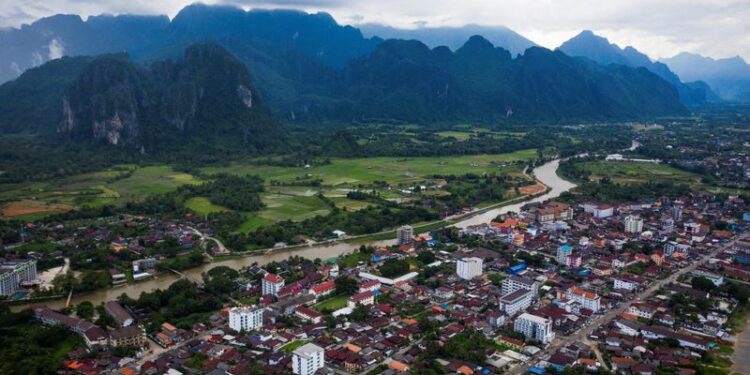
624, 215, 644, 233
501, 275, 539, 297
358, 279, 381, 293
565, 287, 601, 312
262, 273, 285, 296
397, 225, 414, 245
535, 202, 573, 224
228, 305, 264, 332
294, 306, 323, 324
132, 258, 157, 272
0, 259, 37, 296
556, 245, 573, 265
33, 306, 109, 348
292, 343, 325, 375
104, 301, 134, 327
309, 280, 336, 298
514, 313, 555, 344
348, 291, 375, 308
499, 289, 533, 316
456, 257, 483, 280
109, 326, 146, 348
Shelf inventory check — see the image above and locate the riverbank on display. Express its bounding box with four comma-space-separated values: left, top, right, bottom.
730, 305, 750, 375
8, 157, 576, 312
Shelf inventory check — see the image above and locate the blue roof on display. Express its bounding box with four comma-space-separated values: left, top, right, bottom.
560, 244, 573, 252
528, 367, 546, 375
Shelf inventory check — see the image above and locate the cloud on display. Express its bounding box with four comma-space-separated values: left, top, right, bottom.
47, 38, 64, 60
0, 0, 748, 60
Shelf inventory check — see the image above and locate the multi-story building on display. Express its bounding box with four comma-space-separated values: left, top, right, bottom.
397, 225, 413, 245
501, 275, 539, 297
624, 215, 644, 233
556, 245, 573, 265
514, 313, 555, 344
109, 326, 146, 348
535, 202, 573, 224
292, 343, 325, 375
228, 305, 264, 332
565, 287, 601, 312
456, 257, 483, 280
104, 301, 134, 327
499, 289, 533, 316
348, 291, 375, 308
132, 258, 157, 272
262, 273, 285, 296
0, 259, 37, 296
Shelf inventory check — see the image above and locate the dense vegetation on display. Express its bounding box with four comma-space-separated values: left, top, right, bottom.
0, 309, 84, 375
182, 174, 265, 211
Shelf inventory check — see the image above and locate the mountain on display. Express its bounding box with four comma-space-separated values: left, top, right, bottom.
558, 30, 717, 105
304, 37, 686, 122
0, 4, 381, 83
2, 43, 284, 152
358, 23, 537, 56
661, 53, 750, 102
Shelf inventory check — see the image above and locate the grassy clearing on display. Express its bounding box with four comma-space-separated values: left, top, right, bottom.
315, 295, 348, 312
280, 340, 308, 353
577, 160, 702, 185
201, 150, 535, 187
185, 197, 229, 215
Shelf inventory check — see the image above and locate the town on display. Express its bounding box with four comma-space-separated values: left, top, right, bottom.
4, 186, 750, 375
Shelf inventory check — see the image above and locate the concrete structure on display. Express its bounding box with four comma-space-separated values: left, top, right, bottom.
499, 289, 533, 316
104, 301, 134, 327
565, 287, 601, 312
262, 273, 285, 296
501, 275, 539, 297
514, 313, 555, 344
556, 245, 573, 265
228, 305, 264, 332
110, 326, 146, 347
456, 257, 483, 280
348, 291, 375, 308
292, 343, 325, 375
0, 259, 37, 296
624, 215, 644, 233
397, 225, 413, 245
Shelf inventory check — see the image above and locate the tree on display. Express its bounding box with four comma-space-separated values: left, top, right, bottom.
202, 266, 240, 297
691, 276, 715, 292
75, 301, 95, 321
416, 250, 436, 265
350, 304, 371, 322
334, 276, 358, 296
379, 259, 410, 278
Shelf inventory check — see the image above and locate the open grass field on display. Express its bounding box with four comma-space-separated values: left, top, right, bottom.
184, 197, 229, 215
315, 295, 348, 312
577, 160, 702, 185
201, 149, 536, 187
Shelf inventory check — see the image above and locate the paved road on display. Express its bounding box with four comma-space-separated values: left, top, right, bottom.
507, 233, 748, 375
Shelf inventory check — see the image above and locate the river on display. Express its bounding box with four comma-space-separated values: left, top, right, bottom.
12, 157, 577, 311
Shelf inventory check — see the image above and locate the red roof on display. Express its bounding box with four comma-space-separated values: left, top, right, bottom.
349, 291, 373, 302
311, 280, 336, 294
264, 273, 284, 283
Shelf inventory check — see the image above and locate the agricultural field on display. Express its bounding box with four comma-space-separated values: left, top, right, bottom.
576, 160, 702, 186
0, 165, 202, 219
2, 150, 536, 230
201, 149, 535, 188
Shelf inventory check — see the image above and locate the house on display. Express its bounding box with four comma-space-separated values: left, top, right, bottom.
348, 291, 375, 308
294, 306, 323, 324
358, 279, 381, 293
309, 280, 336, 298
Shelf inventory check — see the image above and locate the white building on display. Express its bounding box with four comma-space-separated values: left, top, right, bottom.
499, 289, 533, 316
514, 313, 555, 344
292, 343, 325, 375
262, 273, 285, 296
228, 305, 264, 332
501, 276, 539, 297
565, 287, 601, 312
397, 225, 413, 245
556, 245, 573, 265
624, 215, 644, 233
0, 259, 37, 296
456, 257, 483, 280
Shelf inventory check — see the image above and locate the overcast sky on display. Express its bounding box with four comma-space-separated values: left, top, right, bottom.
2, 0, 749, 61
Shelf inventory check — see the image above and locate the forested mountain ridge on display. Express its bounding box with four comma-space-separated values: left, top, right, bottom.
558, 30, 717, 105
54, 43, 284, 152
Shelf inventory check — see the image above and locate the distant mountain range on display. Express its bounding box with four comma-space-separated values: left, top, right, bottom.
0, 4, 705, 145
358, 24, 537, 56
558, 30, 718, 105
661, 53, 750, 102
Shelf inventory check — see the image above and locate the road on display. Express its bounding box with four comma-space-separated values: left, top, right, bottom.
507, 233, 748, 375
